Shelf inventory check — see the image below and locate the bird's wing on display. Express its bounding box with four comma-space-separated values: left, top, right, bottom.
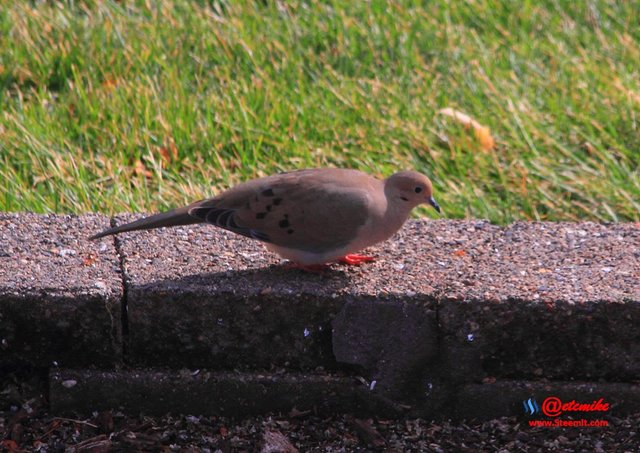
189, 169, 377, 253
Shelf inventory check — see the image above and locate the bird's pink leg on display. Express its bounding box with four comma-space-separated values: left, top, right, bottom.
338, 254, 376, 265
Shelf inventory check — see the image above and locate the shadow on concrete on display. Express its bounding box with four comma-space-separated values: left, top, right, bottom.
125, 264, 355, 371
152, 262, 354, 292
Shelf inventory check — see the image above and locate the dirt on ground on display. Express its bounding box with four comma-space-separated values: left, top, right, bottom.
2, 407, 639, 452
1, 376, 638, 453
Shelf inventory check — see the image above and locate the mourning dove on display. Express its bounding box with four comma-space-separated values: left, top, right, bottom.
91, 168, 440, 267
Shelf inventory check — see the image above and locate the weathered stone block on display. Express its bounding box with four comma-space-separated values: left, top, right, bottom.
50, 368, 402, 417
332, 297, 438, 400
437, 222, 640, 381
116, 216, 446, 371
452, 380, 640, 421
0, 214, 122, 368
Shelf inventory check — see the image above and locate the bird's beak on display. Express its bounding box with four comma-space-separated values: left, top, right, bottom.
428, 196, 441, 213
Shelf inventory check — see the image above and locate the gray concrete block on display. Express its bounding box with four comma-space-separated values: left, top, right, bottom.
50, 368, 640, 422
437, 222, 640, 381
439, 298, 640, 382
49, 368, 403, 417
116, 217, 639, 387
117, 215, 443, 370
0, 214, 122, 367
5, 213, 640, 419
332, 297, 438, 401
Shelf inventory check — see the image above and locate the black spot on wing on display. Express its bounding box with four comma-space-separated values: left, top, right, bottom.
273, 198, 283, 206
262, 188, 275, 197
256, 212, 266, 219
279, 218, 290, 228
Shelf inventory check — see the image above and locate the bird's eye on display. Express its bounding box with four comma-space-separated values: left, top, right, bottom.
414, 186, 423, 193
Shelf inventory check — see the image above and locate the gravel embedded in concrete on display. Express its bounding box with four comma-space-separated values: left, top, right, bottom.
115, 217, 639, 303
0, 213, 123, 367
3, 213, 638, 416
111, 214, 442, 372
113, 217, 639, 384
372, 220, 639, 303
1, 213, 639, 433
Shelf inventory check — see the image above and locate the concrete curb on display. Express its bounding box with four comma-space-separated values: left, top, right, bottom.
49, 369, 640, 421
2, 213, 639, 419
0, 214, 122, 368
49, 369, 402, 417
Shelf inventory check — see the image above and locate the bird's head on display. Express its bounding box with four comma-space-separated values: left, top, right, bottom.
384, 171, 441, 213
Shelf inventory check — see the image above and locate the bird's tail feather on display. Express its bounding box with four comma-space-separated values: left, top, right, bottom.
90, 206, 202, 240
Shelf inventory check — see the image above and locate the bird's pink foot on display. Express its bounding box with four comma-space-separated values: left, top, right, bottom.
338, 254, 376, 266
283, 262, 331, 273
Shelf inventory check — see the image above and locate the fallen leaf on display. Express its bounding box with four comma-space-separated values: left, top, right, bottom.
101, 77, 118, 91
133, 160, 152, 179
83, 252, 98, 267
438, 107, 495, 151
474, 124, 495, 151
158, 139, 178, 166
1, 440, 18, 452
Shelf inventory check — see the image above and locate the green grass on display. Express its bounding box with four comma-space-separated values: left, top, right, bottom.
1, 0, 638, 223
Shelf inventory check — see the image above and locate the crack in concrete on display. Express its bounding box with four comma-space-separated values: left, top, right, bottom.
109, 216, 130, 365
